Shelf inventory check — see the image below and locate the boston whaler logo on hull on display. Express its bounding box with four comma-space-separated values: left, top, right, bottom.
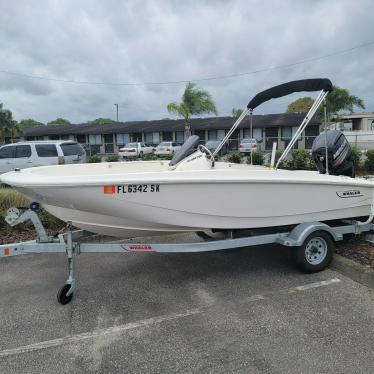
336, 190, 363, 198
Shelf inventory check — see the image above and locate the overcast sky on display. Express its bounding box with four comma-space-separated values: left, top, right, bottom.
0, 0, 373, 124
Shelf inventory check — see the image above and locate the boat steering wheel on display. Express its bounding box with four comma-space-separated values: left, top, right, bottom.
198, 144, 213, 159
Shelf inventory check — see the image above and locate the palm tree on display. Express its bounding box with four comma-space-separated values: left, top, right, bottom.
324, 86, 365, 121
167, 82, 218, 138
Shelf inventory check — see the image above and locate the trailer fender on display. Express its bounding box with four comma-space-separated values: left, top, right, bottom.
279, 222, 342, 247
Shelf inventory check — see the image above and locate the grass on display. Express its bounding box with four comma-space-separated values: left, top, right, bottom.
0, 188, 64, 230
0, 188, 30, 227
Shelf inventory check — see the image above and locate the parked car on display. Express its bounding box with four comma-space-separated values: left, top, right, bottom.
0, 141, 86, 174
205, 140, 228, 156
118, 143, 154, 158
154, 142, 181, 156
239, 138, 258, 153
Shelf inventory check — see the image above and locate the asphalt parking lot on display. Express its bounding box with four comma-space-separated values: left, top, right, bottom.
0, 236, 373, 374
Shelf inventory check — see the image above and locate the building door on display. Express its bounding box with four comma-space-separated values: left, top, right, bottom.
265, 127, 278, 150
193, 130, 205, 144
305, 125, 319, 149
103, 134, 114, 153
227, 129, 240, 150
162, 131, 173, 141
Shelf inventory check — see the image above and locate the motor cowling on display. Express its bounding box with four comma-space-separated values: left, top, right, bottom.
312, 130, 355, 177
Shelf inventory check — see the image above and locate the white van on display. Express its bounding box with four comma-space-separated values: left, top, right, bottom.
0, 141, 86, 174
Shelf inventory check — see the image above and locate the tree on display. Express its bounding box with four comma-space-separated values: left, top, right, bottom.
0, 103, 20, 142
324, 86, 365, 120
167, 82, 218, 137
87, 118, 114, 124
287, 97, 315, 113
286, 86, 365, 120
47, 118, 70, 126
19, 119, 44, 128
232, 108, 243, 117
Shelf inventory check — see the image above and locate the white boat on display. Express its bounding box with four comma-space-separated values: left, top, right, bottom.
2, 79, 374, 237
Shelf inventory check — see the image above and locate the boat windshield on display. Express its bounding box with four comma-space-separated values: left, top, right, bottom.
169, 135, 200, 166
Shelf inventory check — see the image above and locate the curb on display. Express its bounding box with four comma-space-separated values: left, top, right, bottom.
330, 254, 374, 289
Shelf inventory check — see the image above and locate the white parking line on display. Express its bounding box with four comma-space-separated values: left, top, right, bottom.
0, 277, 342, 358
292, 278, 341, 291
0, 308, 204, 358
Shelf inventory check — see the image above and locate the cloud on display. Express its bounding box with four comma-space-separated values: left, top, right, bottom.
0, 0, 373, 122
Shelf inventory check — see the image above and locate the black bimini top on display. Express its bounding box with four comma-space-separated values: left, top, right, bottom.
247, 78, 333, 111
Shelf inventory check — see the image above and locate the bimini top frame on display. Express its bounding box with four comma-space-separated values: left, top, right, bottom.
211, 78, 333, 166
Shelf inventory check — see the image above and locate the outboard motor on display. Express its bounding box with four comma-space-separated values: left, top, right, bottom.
312, 130, 355, 177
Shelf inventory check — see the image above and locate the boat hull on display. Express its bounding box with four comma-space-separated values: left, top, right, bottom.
14, 175, 374, 237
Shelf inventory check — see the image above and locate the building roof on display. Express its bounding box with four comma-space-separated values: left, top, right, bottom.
22, 113, 321, 137
339, 112, 374, 120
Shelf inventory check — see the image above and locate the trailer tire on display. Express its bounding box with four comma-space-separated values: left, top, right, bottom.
294, 231, 334, 273
57, 284, 74, 305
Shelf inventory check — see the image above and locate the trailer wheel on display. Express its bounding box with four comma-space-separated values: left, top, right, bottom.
57, 284, 74, 305
294, 231, 334, 273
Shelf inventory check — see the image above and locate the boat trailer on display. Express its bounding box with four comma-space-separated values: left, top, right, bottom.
1, 203, 374, 305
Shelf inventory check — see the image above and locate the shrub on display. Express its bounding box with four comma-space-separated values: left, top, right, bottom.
88, 155, 101, 163
275, 150, 283, 162
227, 152, 242, 164
212, 154, 221, 162
365, 149, 374, 171
277, 160, 292, 170
106, 154, 119, 162
246, 151, 263, 165
350, 147, 361, 168
160, 154, 173, 160
290, 149, 314, 170
143, 153, 158, 161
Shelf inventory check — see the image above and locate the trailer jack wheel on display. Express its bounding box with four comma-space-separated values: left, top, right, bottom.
293, 230, 334, 273
57, 284, 74, 305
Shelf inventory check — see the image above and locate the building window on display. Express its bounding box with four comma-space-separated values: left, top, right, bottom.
49, 135, 60, 140
371, 120, 374, 131
89, 134, 102, 145
292, 127, 302, 140
208, 130, 217, 140
175, 131, 185, 144
243, 128, 262, 141
144, 132, 153, 144
153, 132, 160, 144
116, 133, 130, 145
61, 135, 70, 140
217, 129, 226, 140
281, 127, 292, 140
